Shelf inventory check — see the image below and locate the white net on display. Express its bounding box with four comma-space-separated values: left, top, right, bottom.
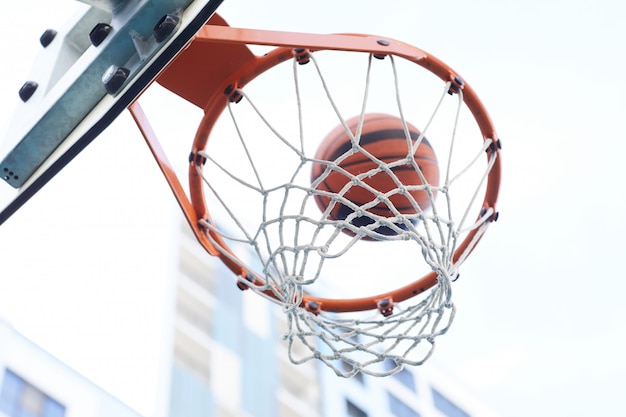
192, 48, 498, 376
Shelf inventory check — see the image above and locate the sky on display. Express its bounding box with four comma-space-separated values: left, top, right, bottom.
1, 1, 626, 417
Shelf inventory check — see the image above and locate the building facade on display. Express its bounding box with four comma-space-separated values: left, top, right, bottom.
0, 319, 141, 417
165, 220, 503, 417
319, 358, 503, 417
0, 216, 503, 417
165, 221, 322, 417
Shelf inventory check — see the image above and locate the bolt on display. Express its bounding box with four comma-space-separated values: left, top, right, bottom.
195, 153, 207, 166
236, 273, 256, 291
306, 301, 321, 314
102, 65, 130, 95
18, 81, 38, 102
229, 91, 243, 103
2, 167, 18, 181
224, 84, 243, 103
153, 14, 180, 43
377, 298, 394, 316
294, 48, 311, 65
39, 29, 57, 48
486, 138, 502, 154
89, 23, 113, 47
448, 75, 465, 95
374, 39, 390, 59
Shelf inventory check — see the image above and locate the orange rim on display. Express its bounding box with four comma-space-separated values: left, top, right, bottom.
158, 21, 501, 313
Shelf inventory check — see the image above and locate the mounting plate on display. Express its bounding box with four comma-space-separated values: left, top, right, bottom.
0, 0, 224, 225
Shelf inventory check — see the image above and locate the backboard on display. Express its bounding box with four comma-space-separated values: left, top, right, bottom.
0, 0, 224, 225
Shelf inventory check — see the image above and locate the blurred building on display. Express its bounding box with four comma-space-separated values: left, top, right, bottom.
319, 355, 503, 417
0, 217, 503, 417
165, 220, 321, 417
164, 220, 503, 417
0, 319, 141, 417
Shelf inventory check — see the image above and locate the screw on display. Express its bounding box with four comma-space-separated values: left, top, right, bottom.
195, 154, 207, 166
377, 298, 394, 316
102, 65, 130, 95
448, 75, 465, 95
153, 14, 180, 43
224, 84, 243, 103
229, 91, 243, 103
18, 81, 38, 102
306, 301, 321, 314
223, 84, 234, 96
236, 273, 255, 291
486, 138, 502, 154
40, 29, 57, 48
294, 48, 311, 65
2, 167, 19, 181
89, 23, 113, 47
374, 39, 390, 59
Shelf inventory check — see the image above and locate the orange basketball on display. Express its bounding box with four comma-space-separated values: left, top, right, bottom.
311, 113, 439, 237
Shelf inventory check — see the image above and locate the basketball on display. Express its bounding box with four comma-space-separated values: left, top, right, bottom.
311, 113, 439, 237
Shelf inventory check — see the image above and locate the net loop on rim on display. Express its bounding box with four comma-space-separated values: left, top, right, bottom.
154, 25, 502, 377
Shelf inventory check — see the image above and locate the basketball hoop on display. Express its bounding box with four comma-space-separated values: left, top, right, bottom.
130, 15, 501, 377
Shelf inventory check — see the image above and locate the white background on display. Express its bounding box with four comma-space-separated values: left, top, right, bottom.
1, 1, 625, 416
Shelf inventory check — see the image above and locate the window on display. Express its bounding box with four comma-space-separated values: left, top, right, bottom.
346, 400, 368, 417
393, 368, 416, 391
384, 359, 417, 391
0, 369, 65, 417
388, 392, 420, 417
431, 388, 470, 417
